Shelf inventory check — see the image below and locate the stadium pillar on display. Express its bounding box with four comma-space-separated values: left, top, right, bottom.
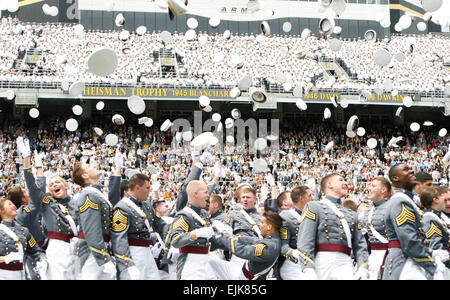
146, 100, 157, 120
80, 100, 91, 120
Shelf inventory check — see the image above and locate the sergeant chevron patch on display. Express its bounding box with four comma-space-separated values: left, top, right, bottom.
28, 236, 37, 248
395, 204, 416, 226
280, 227, 288, 240
79, 196, 99, 213
300, 206, 316, 223
254, 243, 266, 256
173, 215, 189, 232
425, 221, 443, 238
112, 209, 128, 232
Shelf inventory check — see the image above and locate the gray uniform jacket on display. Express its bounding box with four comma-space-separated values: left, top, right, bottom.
0, 220, 45, 269
224, 207, 262, 238
210, 209, 228, 223
359, 197, 389, 248
16, 175, 47, 247
422, 209, 450, 268
169, 203, 220, 280
215, 232, 281, 279
75, 177, 121, 267
24, 169, 78, 238
279, 207, 303, 264
381, 188, 436, 280
110, 194, 165, 272
296, 195, 369, 270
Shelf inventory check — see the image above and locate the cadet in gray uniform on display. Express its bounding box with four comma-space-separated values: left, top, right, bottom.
209, 211, 282, 280
18, 136, 79, 280
420, 187, 450, 279
111, 173, 163, 280
0, 197, 46, 280
71, 159, 122, 280
169, 180, 218, 280
359, 176, 391, 280
278, 185, 313, 280
297, 173, 369, 280
381, 164, 449, 280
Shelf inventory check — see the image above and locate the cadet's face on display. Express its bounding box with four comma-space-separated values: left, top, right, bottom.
302, 189, 313, 203
329, 175, 348, 198
368, 180, 384, 202
394, 164, 417, 190
82, 162, 101, 181
197, 184, 209, 209
258, 216, 270, 237
436, 193, 446, 211
0, 199, 18, 219
239, 192, 257, 210
48, 177, 68, 199
282, 192, 292, 210
136, 181, 151, 201
441, 191, 450, 214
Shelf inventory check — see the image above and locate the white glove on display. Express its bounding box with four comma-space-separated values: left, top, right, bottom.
191, 150, 201, 163
432, 249, 449, 263
123, 265, 140, 280
151, 242, 163, 258
35, 259, 48, 280
354, 267, 369, 280
291, 250, 300, 263
194, 226, 214, 239
433, 260, 446, 280
34, 150, 44, 168
115, 148, 124, 169
302, 268, 317, 280
4, 251, 23, 264
212, 220, 232, 235
200, 151, 215, 165
167, 245, 180, 262
151, 181, 160, 192
16, 136, 31, 158
101, 261, 117, 276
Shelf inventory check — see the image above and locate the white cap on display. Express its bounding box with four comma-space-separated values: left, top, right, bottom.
231, 108, 241, 119
446, 83, 450, 96
346, 115, 359, 132
161, 31, 172, 44
115, 13, 125, 27
254, 138, 267, 151
443, 150, 450, 165
119, 30, 130, 41
380, 17, 391, 28
330, 96, 338, 107
340, 99, 349, 108
88, 48, 118, 77
383, 79, 393, 92
402, 96, 413, 107
249, 87, 267, 103
301, 28, 311, 39
296, 99, 307, 111
187, 18, 198, 29
202, 105, 212, 113
230, 87, 241, 98
391, 89, 399, 97
136, 26, 147, 35
333, 26, 342, 35
364, 29, 377, 41
324, 107, 331, 119
223, 30, 231, 40
72, 105, 83, 116
252, 158, 268, 173
346, 131, 356, 138
209, 136, 219, 146
160, 119, 172, 132
395, 52, 406, 62
69, 81, 85, 96
438, 128, 447, 137
225, 118, 234, 129
144, 118, 154, 127
319, 17, 335, 35
209, 17, 221, 28
422, 0, 442, 12
136, 137, 142, 144
395, 107, 403, 117
261, 21, 271, 36
417, 22, 427, 31
398, 15, 412, 30
238, 75, 253, 90
138, 117, 150, 125
175, 132, 183, 141
127, 96, 146, 115
356, 127, 366, 137
410, 122, 420, 132
329, 39, 342, 52
267, 134, 278, 141
112, 114, 125, 125
94, 127, 103, 136
423, 121, 433, 126
374, 49, 391, 67
168, 0, 188, 18
185, 29, 196, 41
282, 22, 292, 33
191, 132, 214, 150
183, 131, 193, 141
105, 134, 119, 146
96, 101, 105, 110
325, 141, 334, 152
231, 54, 244, 69
212, 113, 221, 122
367, 138, 378, 149
65, 118, 78, 132
414, 55, 425, 68
29, 108, 39, 119
199, 95, 210, 107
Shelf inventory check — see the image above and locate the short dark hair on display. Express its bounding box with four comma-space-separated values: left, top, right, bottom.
290, 186, 310, 203
209, 193, 223, 208
415, 172, 432, 183
420, 186, 438, 209
263, 211, 282, 233
72, 162, 86, 187
120, 180, 129, 197
320, 173, 340, 194
276, 191, 291, 209
6, 185, 23, 209
128, 173, 150, 190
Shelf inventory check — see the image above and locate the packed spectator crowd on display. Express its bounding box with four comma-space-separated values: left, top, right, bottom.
1, 16, 449, 95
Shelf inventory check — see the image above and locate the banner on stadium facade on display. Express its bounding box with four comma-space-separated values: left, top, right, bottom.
82, 86, 232, 99
303, 92, 406, 104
